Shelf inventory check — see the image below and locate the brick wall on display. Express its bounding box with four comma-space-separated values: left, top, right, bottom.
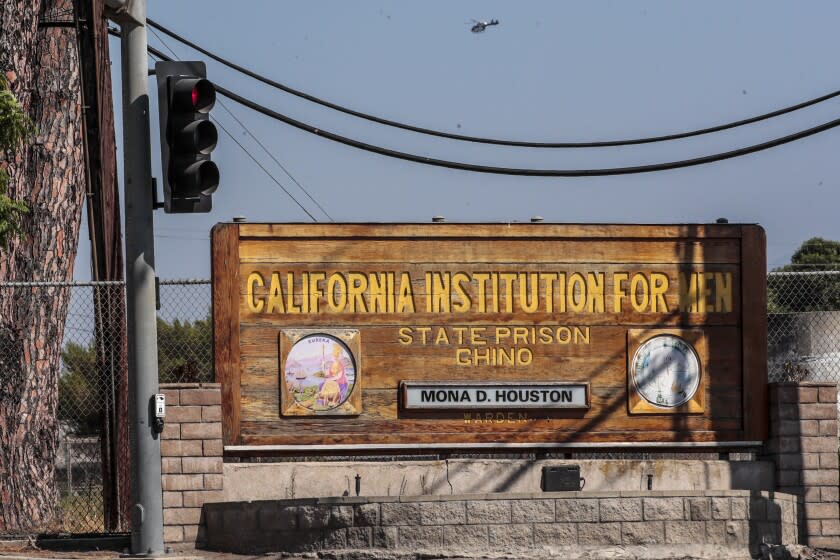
202, 491, 798, 554
766, 382, 839, 548
159, 383, 224, 545
156, 380, 837, 551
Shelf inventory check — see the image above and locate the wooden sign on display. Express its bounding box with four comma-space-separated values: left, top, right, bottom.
212, 223, 767, 451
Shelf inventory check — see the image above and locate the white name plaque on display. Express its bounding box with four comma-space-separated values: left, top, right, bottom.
400, 381, 589, 410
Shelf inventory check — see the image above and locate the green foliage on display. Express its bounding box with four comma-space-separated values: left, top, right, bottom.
0, 74, 32, 248
59, 315, 213, 435
0, 75, 33, 148
785, 237, 840, 270
157, 316, 213, 383
0, 171, 30, 249
58, 342, 101, 435
768, 237, 840, 313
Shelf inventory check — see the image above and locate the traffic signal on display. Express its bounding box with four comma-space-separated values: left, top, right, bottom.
154, 61, 219, 213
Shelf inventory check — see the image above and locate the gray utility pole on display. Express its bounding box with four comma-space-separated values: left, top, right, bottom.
107, 0, 164, 554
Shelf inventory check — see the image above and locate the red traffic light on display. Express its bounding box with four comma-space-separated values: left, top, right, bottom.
155, 61, 218, 213
172, 77, 216, 113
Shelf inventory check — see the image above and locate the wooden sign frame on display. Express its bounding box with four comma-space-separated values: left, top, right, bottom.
212, 223, 768, 453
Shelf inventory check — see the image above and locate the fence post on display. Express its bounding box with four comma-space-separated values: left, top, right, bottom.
65, 437, 73, 496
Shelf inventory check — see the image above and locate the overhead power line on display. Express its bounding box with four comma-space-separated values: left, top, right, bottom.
135, 35, 318, 220
148, 18, 840, 148
146, 27, 332, 221
143, 43, 840, 177
209, 114, 319, 220
214, 103, 333, 221
214, 84, 840, 177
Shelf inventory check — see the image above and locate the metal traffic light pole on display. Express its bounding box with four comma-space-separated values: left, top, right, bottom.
106, 0, 164, 554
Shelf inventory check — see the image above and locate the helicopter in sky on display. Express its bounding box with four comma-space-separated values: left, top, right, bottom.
469, 19, 499, 33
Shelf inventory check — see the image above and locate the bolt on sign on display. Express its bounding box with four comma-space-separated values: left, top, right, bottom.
212, 223, 767, 451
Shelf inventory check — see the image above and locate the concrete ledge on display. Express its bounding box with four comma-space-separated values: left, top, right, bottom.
208, 489, 799, 508
223, 459, 774, 502
202, 490, 798, 554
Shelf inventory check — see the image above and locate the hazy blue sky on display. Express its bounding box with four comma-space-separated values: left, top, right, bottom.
74, 1, 840, 279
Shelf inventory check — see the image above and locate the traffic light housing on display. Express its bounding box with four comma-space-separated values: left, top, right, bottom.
155, 61, 219, 213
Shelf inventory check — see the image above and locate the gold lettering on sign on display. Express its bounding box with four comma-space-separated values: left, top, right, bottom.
679, 271, 733, 313
244, 270, 734, 315
464, 412, 531, 424
397, 325, 591, 367
246, 272, 264, 312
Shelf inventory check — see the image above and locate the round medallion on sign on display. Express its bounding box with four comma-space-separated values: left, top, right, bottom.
631, 335, 701, 408
284, 334, 356, 411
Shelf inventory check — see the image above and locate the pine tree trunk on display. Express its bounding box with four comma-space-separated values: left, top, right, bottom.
0, 0, 86, 534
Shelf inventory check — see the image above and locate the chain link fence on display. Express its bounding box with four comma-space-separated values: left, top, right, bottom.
768, 270, 840, 382
58, 281, 126, 533
0, 280, 210, 534
154, 280, 213, 384
0, 273, 837, 533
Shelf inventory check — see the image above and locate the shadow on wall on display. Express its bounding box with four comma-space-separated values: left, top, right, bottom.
749, 490, 788, 554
